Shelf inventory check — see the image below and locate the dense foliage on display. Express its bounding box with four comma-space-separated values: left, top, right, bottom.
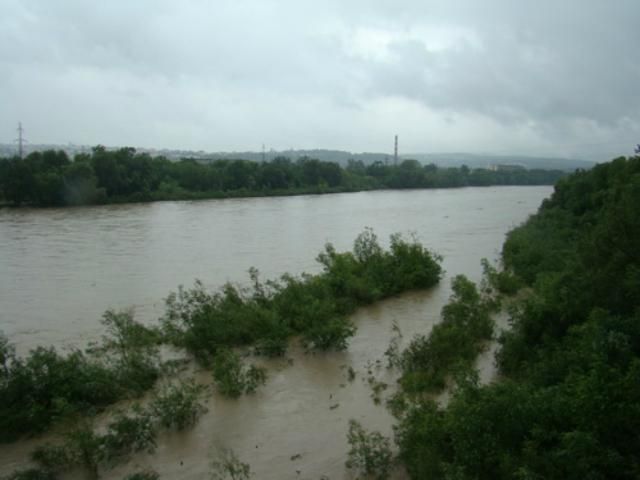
395, 156, 640, 479
0, 147, 564, 206
162, 229, 442, 361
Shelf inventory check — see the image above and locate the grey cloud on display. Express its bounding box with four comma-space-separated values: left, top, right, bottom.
357, 3, 640, 127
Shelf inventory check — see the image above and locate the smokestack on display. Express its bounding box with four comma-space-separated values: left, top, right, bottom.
394, 134, 398, 166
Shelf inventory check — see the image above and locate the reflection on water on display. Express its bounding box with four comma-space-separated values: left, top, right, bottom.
0, 187, 550, 478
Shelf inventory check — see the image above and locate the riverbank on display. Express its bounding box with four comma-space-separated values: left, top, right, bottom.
393, 156, 640, 479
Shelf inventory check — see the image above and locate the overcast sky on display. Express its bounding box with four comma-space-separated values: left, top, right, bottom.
1, 0, 639, 160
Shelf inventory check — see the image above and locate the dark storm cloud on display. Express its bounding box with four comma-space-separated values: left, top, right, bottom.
1, 0, 639, 159
360, 1, 640, 126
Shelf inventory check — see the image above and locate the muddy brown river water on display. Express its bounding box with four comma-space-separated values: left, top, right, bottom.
0, 187, 551, 479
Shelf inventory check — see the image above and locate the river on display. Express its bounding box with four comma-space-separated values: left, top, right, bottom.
0, 186, 551, 479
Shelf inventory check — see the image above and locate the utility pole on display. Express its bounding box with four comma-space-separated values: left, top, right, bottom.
394, 134, 398, 166
262, 143, 266, 162
16, 122, 25, 159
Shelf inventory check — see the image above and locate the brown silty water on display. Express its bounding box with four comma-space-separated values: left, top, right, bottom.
0, 187, 550, 478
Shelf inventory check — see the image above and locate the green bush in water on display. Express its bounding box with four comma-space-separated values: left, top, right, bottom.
399, 275, 494, 394
211, 348, 267, 397
149, 379, 207, 430
346, 419, 394, 480
161, 229, 442, 361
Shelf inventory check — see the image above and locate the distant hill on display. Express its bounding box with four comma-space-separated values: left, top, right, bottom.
405, 153, 594, 172
203, 149, 392, 165
0, 144, 592, 172
205, 150, 592, 172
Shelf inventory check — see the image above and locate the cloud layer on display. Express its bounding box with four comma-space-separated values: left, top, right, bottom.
1, 0, 639, 160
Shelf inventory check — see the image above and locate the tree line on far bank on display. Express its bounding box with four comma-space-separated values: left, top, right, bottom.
0, 146, 565, 207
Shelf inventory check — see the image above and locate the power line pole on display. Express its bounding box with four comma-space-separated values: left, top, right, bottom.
262, 143, 266, 162
394, 134, 398, 166
16, 122, 25, 159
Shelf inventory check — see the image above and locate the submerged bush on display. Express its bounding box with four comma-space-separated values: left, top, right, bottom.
480, 258, 523, 296
32, 423, 103, 479
122, 470, 160, 480
30, 376, 207, 478
346, 419, 394, 480
162, 229, 442, 361
150, 379, 207, 430
0, 310, 161, 442
101, 408, 157, 464
3, 468, 58, 480
399, 275, 494, 394
302, 316, 356, 351
32, 409, 157, 479
210, 448, 251, 480
211, 348, 267, 397
0, 344, 120, 442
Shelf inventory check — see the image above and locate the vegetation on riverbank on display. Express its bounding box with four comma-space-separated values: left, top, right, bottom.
0, 147, 564, 207
393, 156, 640, 479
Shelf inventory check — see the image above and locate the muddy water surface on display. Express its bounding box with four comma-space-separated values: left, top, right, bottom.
0, 187, 551, 478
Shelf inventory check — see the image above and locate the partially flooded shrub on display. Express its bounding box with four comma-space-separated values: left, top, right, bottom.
150, 379, 207, 430
244, 365, 267, 394
97, 309, 161, 396
481, 258, 523, 296
30, 384, 206, 478
122, 470, 160, 480
31, 442, 75, 473
1, 311, 161, 442
102, 407, 157, 464
0, 345, 120, 441
99, 309, 160, 357
161, 230, 441, 361
210, 448, 251, 480
0, 331, 15, 378
32, 422, 103, 479
367, 376, 388, 406
302, 317, 355, 351
212, 349, 266, 397
384, 321, 403, 369
3, 468, 58, 480
346, 419, 393, 480
399, 275, 494, 394
253, 337, 288, 357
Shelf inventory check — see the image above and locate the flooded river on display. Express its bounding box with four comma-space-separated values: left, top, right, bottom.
0, 187, 551, 478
